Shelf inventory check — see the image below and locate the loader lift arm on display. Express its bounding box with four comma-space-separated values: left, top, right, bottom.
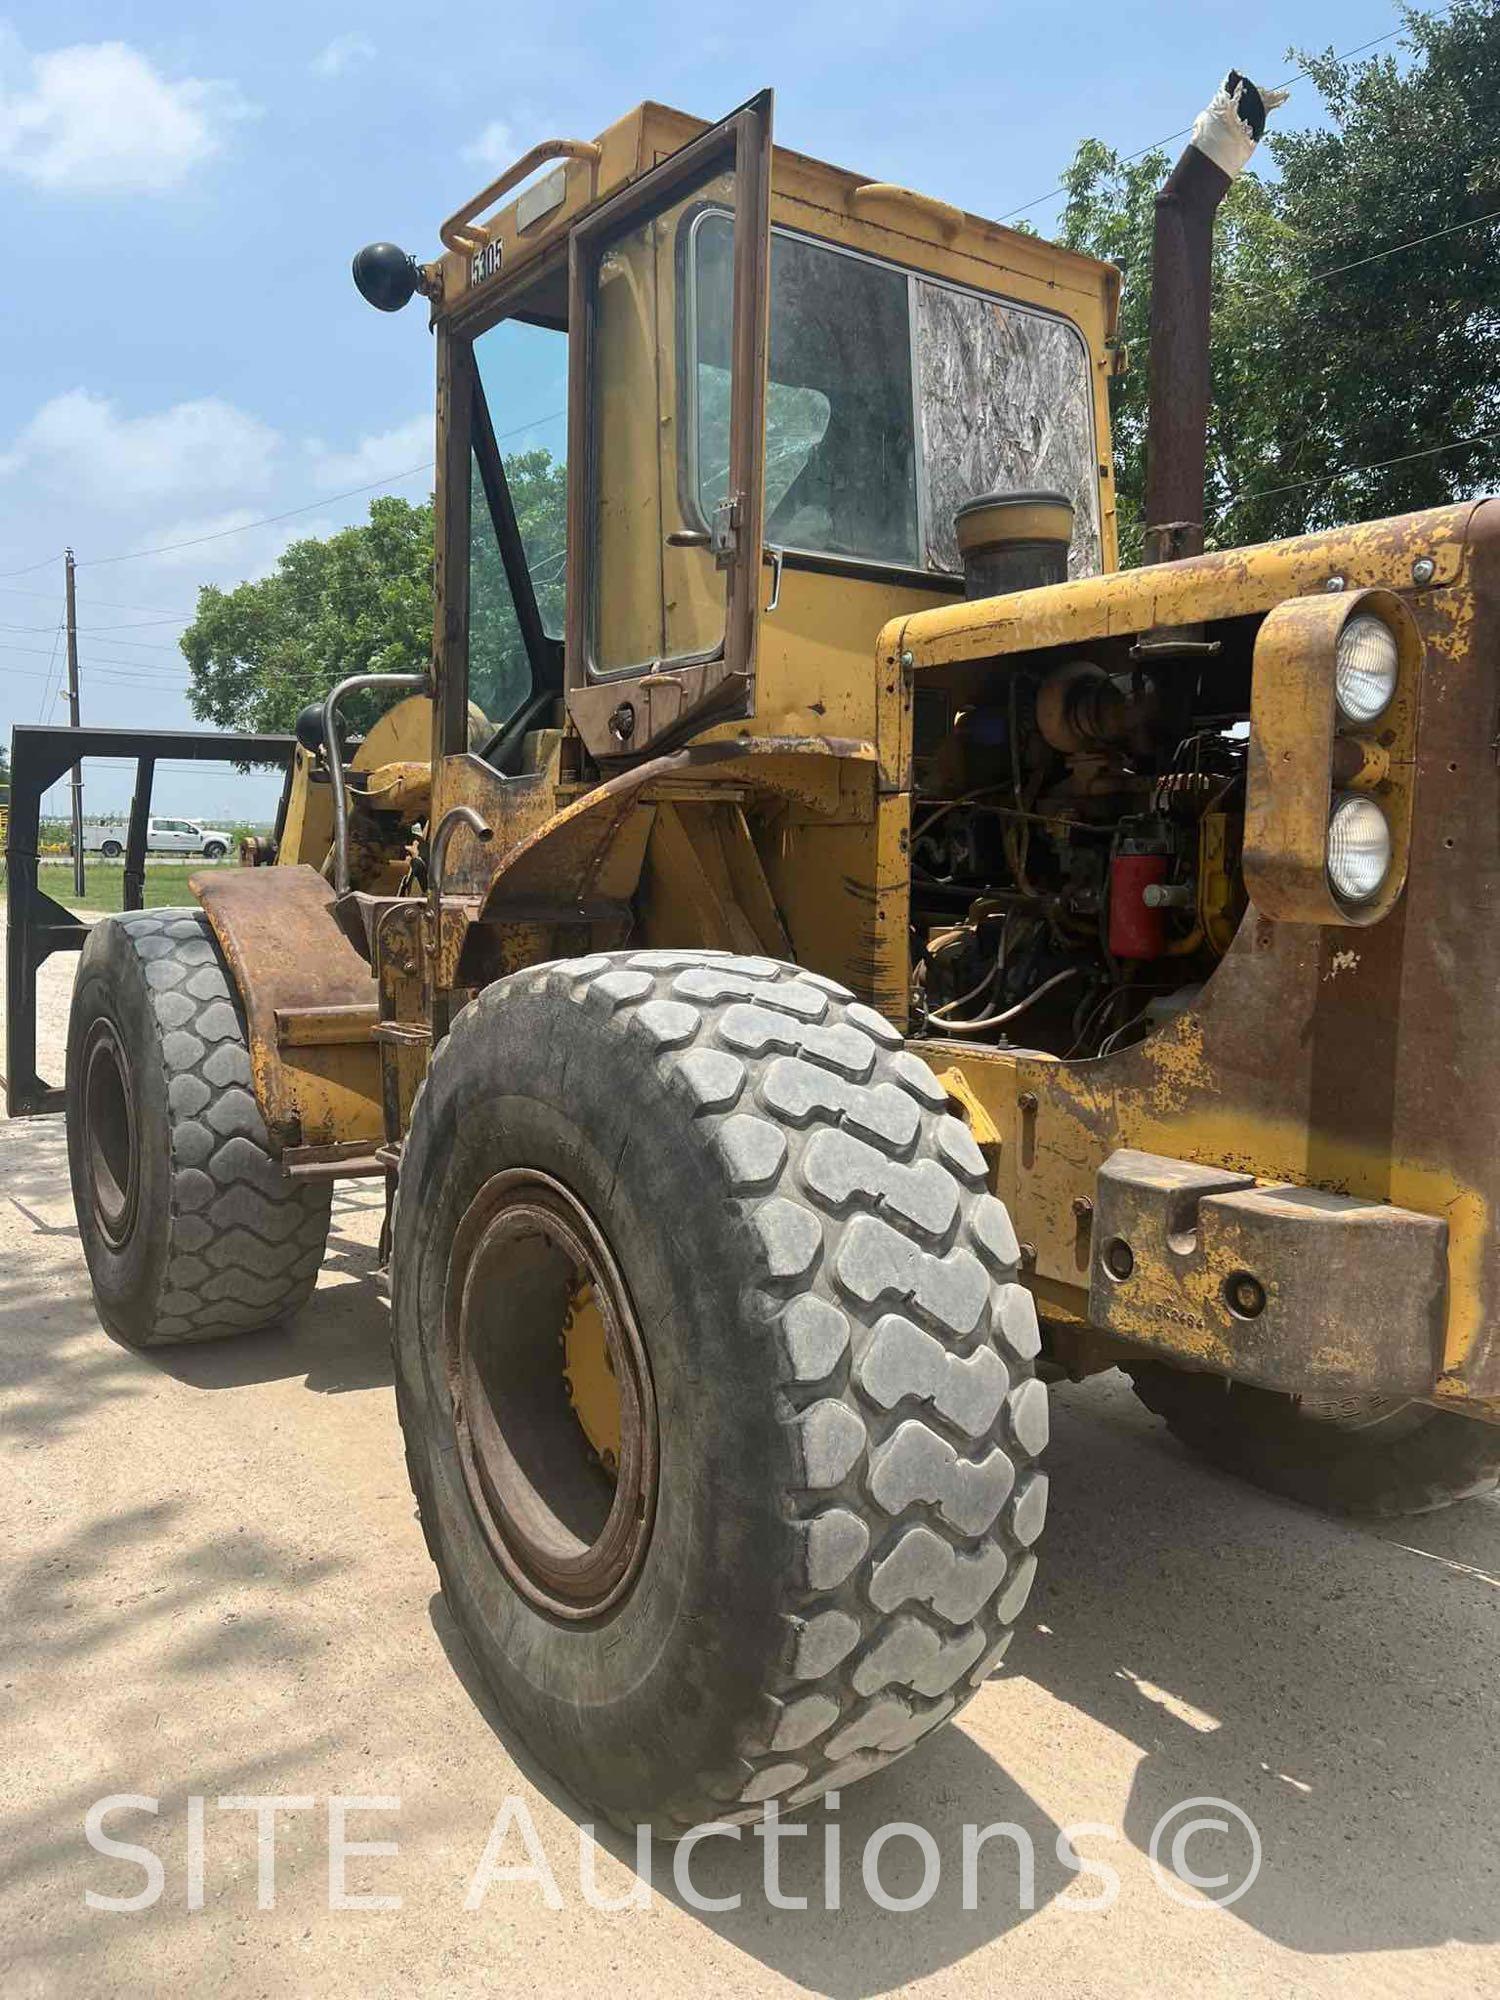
4, 724, 293, 1117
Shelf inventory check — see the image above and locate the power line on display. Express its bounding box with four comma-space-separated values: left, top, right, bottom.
6, 664, 195, 691
77, 614, 194, 634
0, 551, 62, 582
1214, 425, 1500, 526
34, 619, 64, 723
76, 461, 436, 568
3, 625, 194, 655
0, 582, 197, 617
1, 406, 564, 582
1301, 202, 1500, 286
0, 615, 191, 639
0, 636, 376, 695
996, 14, 1444, 228
1216, 201, 1500, 314
0, 637, 194, 671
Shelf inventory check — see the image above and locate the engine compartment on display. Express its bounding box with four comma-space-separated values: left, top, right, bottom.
909, 618, 1257, 1058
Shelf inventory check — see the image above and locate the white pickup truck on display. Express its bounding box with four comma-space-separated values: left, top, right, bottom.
82, 816, 233, 860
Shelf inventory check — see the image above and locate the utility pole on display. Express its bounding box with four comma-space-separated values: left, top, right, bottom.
65, 547, 84, 899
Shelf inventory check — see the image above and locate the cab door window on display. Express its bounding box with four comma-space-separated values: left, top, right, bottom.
693, 217, 917, 566
564, 92, 773, 764
586, 165, 739, 675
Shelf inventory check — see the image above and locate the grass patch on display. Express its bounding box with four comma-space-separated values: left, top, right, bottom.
0, 861, 214, 916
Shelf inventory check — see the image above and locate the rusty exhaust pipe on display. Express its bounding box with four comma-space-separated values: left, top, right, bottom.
1142, 72, 1284, 566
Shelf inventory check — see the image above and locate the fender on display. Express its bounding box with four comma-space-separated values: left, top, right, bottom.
193, 864, 383, 1168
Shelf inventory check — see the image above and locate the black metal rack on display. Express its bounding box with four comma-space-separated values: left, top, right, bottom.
4, 724, 294, 1117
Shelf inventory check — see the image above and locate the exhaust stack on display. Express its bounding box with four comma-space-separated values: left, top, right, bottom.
1142, 72, 1285, 566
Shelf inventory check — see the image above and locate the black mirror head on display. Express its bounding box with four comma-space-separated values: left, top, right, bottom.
352, 242, 420, 313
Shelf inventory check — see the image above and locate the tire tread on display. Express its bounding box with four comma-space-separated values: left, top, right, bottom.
85, 908, 330, 1346
411, 949, 1045, 1823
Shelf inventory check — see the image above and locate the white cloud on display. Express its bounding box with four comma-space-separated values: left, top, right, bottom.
311, 33, 374, 78
0, 391, 281, 509
123, 510, 344, 586
463, 120, 515, 171
306, 415, 432, 491
0, 32, 250, 195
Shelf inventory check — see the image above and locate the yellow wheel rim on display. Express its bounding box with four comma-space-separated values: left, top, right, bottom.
563, 1280, 622, 1477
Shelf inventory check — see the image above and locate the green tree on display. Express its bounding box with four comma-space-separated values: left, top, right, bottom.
182, 494, 434, 733
182, 449, 567, 733
467, 446, 568, 727
1058, 2, 1500, 558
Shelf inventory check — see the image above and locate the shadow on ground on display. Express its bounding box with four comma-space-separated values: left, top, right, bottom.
0, 1492, 353, 1987
6, 1100, 1498, 1986
1016, 1378, 1500, 1957
428, 1375, 1500, 1985
0, 1123, 391, 1436
429, 1593, 1072, 1997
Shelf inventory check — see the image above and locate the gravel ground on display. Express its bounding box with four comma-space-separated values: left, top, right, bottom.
2, 916, 1497, 1998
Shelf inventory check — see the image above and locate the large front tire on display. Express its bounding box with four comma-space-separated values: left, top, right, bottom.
66, 908, 332, 1347
392, 950, 1047, 1832
1128, 1364, 1500, 1516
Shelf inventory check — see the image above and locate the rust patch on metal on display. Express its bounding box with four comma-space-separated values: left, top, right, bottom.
1087, 1148, 1447, 1394
476, 735, 870, 925
192, 864, 382, 1153
894, 502, 1479, 671
911, 499, 1500, 1407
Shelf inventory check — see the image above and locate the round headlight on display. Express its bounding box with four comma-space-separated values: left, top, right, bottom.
1327, 792, 1392, 904
1334, 612, 1398, 723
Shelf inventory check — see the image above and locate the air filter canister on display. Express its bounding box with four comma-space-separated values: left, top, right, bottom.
954, 490, 1075, 600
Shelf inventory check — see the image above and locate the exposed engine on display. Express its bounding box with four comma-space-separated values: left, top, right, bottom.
910, 650, 1248, 1058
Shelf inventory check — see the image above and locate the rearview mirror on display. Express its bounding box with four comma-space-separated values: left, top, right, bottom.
352, 242, 420, 313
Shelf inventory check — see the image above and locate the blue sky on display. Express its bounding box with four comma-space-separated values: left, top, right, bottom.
1, 0, 1393, 819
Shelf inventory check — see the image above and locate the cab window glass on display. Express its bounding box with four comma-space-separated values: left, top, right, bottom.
690, 220, 1102, 578
914, 279, 1102, 577
472, 319, 568, 638
468, 451, 532, 730
588, 166, 737, 675
694, 216, 918, 567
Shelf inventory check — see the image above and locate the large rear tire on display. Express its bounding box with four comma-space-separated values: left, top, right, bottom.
392, 950, 1048, 1832
67, 908, 332, 1348
1127, 1364, 1500, 1516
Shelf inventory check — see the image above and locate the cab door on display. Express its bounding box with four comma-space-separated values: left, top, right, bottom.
564, 92, 773, 763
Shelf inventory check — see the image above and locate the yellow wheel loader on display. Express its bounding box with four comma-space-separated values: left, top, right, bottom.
10, 75, 1500, 1831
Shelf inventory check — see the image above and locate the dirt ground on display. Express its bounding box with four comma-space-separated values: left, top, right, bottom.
3, 919, 1498, 1998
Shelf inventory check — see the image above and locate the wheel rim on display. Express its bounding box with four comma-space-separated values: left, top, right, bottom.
81, 1018, 139, 1249
442, 1169, 658, 1620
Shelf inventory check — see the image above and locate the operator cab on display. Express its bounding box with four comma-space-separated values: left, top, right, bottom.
354, 96, 1118, 782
